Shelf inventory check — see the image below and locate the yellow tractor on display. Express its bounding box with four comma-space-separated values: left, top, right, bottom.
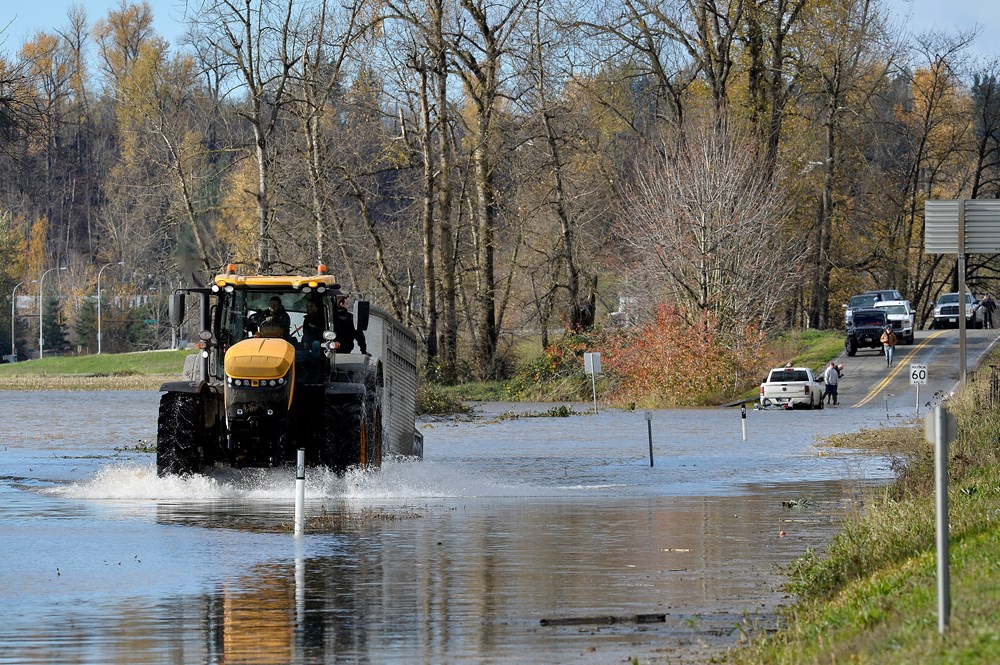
156, 265, 421, 476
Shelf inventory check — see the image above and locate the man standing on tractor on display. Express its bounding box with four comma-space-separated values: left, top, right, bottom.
334, 295, 367, 354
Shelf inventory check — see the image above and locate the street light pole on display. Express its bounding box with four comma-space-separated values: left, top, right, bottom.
97, 261, 125, 354
38, 266, 67, 359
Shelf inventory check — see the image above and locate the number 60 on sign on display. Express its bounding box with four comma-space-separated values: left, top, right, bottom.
911, 363, 928, 385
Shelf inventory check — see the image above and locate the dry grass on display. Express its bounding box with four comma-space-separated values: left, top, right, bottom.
0, 374, 179, 391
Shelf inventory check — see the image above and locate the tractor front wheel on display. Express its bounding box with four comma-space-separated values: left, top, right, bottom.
156, 392, 205, 477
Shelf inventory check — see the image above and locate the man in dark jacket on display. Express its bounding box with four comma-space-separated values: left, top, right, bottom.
334, 296, 367, 354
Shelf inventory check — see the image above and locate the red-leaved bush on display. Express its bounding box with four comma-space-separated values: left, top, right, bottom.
601, 304, 771, 407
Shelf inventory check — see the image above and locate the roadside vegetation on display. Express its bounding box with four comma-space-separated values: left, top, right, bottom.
426, 326, 842, 411
722, 355, 1000, 664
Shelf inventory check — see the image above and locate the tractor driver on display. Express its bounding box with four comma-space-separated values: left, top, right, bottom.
249, 296, 291, 338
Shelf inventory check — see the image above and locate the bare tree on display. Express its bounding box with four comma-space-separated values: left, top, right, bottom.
193, 0, 301, 271
795, 0, 896, 328
449, 0, 530, 379
616, 115, 809, 334
527, 0, 596, 330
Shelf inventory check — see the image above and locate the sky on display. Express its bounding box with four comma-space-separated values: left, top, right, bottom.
3, 0, 1000, 57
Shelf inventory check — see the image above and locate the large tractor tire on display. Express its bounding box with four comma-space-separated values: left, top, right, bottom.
157, 392, 205, 476
321, 397, 366, 473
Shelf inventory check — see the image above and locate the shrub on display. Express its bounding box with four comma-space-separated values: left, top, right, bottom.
416, 384, 471, 415
601, 304, 771, 407
504, 331, 597, 401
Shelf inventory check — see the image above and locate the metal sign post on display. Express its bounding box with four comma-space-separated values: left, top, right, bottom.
925, 406, 956, 634
644, 411, 654, 467
910, 363, 928, 417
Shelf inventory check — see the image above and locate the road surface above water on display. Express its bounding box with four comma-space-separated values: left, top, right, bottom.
0, 327, 993, 664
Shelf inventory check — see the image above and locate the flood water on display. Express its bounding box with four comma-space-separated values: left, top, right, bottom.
0, 392, 906, 664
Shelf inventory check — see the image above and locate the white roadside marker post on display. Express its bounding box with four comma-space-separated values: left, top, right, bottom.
294, 448, 306, 537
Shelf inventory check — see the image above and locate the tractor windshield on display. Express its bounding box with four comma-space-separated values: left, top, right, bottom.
213, 290, 332, 381
218, 290, 331, 344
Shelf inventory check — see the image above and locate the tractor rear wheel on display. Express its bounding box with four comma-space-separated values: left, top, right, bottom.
156, 392, 205, 476
321, 397, 366, 473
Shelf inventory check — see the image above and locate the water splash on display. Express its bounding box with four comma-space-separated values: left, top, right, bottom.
43, 457, 558, 502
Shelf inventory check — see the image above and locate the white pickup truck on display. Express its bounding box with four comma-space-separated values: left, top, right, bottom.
759, 366, 825, 410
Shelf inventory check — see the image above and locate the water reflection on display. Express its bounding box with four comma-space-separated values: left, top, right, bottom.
67, 484, 854, 665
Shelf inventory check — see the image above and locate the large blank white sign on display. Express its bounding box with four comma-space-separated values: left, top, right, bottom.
925, 199, 1000, 254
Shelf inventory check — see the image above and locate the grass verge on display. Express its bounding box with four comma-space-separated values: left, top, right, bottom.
0, 349, 192, 390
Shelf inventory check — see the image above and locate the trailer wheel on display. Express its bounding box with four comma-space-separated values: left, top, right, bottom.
366, 404, 383, 468
156, 392, 204, 476
321, 397, 365, 473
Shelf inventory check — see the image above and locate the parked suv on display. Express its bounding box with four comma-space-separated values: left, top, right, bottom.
931, 292, 979, 329
845, 308, 888, 356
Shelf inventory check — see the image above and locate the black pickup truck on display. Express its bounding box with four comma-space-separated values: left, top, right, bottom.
845, 308, 888, 356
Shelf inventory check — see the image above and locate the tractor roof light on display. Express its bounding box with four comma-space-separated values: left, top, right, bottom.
317, 263, 328, 274
226, 263, 236, 274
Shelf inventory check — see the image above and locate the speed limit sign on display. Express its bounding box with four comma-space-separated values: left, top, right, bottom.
910, 363, 928, 385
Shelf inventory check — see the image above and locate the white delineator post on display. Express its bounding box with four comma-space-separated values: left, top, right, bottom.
584, 352, 601, 414
294, 448, 306, 536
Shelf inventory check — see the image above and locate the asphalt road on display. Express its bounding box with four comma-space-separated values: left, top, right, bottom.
832, 326, 1000, 412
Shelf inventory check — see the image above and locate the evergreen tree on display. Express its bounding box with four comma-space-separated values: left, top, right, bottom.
42, 296, 70, 353
75, 294, 97, 353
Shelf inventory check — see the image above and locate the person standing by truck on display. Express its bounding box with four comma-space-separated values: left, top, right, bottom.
980, 293, 996, 329
822, 361, 841, 405
880, 325, 897, 367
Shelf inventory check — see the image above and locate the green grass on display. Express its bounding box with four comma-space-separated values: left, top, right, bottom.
781, 329, 846, 370
0, 349, 194, 376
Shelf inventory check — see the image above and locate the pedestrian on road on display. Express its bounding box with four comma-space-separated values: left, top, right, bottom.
822, 361, 841, 405
880, 325, 897, 367
981, 293, 996, 329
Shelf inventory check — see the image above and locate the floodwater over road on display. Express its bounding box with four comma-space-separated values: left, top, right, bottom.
1, 391, 911, 663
